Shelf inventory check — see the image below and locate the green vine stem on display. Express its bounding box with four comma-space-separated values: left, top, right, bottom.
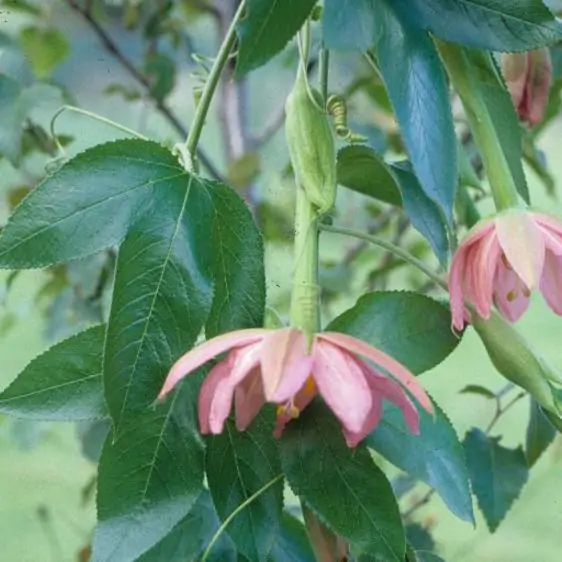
200, 474, 284, 562
437, 42, 521, 211
320, 223, 449, 291
177, 0, 246, 171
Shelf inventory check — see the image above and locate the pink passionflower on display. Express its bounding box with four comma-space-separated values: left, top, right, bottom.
449, 209, 562, 330
502, 49, 552, 127
159, 327, 433, 447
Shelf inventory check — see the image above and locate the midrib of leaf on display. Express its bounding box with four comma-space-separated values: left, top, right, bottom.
0, 372, 101, 402
113, 174, 195, 433
317, 422, 400, 561
0, 171, 187, 259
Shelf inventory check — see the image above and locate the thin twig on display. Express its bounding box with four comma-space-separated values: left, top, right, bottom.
64, 0, 222, 180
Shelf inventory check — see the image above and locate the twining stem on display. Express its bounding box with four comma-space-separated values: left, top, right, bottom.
437, 42, 521, 211
200, 474, 284, 562
320, 223, 449, 291
49, 105, 148, 156
181, 0, 246, 169
290, 187, 321, 341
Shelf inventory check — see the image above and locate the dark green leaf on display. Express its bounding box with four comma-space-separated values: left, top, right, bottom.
103, 174, 214, 431
386, 0, 562, 52
366, 400, 473, 523
137, 490, 237, 562
236, 0, 317, 76
0, 325, 106, 420
0, 74, 23, 163
405, 524, 435, 553
2, 0, 41, 15
463, 428, 529, 532
0, 140, 185, 268
391, 163, 450, 266
328, 291, 459, 374
268, 514, 316, 562
92, 377, 205, 562
460, 384, 497, 400
526, 398, 557, 467
414, 553, 446, 562
20, 26, 69, 78
336, 145, 402, 206
323, 0, 381, 51
280, 401, 405, 561
376, 6, 456, 224
205, 182, 266, 337
206, 411, 283, 562
336, 147, 449, 264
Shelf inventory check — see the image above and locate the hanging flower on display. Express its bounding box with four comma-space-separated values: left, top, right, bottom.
449, 209, 562, 330
502, 49, 552, 127
159, 327, 433, 447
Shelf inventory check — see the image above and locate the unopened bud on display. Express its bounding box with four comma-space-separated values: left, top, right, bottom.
473, 311, 562, 415
502, 49, 552, 127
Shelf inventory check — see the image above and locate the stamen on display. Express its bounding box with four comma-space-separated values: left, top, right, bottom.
506, 290, 517, 302
276, 402, 300, 420
501, 253, 513, 270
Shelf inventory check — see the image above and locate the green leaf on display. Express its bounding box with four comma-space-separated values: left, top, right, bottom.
405, 524, 435, 553
269, 514, 316, 562
144, 53, 176, 102
137, 490, 237, 562
0, 140, 185, 268
0, 325, 106, 420
0, 74, 24, 163
336, 146, 449, 265
328, 291, 460, 374
280, 401, 405, 561
525, 398, 557, 467
20, 26, 69, 78
336, 145, 402, 206
92, 377, 205, 562
463, 428, 529, 532
205, 182, 266, 337
235, 0, 317, 76
323, 0, 381, 51
386, 0, 562, 52
103, 174, 214, 431
206, 411, 283, 562
366, 400, 474, 523
376, 6, 456, 224
414, 553, 446, 562
1, 0, 41, 15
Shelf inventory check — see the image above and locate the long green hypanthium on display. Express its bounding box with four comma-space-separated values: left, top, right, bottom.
285, 64, 337, 216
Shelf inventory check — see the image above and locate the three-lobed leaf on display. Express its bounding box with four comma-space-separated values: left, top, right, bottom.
385, 0, 562, 52
328, 291, 460, 374
375, 5, 457, 225
281, 401, 405, 561
92, 377, 205, 562
206, 412, 283, 562
463, 428, 529, 532
236, 0, 317, 76
0, 325, 106, 420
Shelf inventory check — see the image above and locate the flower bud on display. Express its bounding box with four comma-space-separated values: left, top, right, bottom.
502, 49, 552, 127
285, 66, 337, 215
472, 311, 562, 415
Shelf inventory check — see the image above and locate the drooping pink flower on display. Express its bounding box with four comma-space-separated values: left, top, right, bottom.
449, 209, 562, 330
159, 327, 433, 447
502, 49, 552, 127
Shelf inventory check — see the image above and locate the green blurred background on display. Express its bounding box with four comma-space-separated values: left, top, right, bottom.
1, 2, 562, 561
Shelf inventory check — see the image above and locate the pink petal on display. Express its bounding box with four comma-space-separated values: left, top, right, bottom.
540, 250, 562, 315
534, 214, 562, 257
469, 232, 501, 319
318, 332, 433, 413
343, 395, 383, 448
495, 210, 545, 290
312, 340, 372, 434
198, 359, 232, 434
449, 243, 470, 331
493, 260, 531, 322
234, 370, 265, 431
159, 328, 269, 398
259, 328, 313, 401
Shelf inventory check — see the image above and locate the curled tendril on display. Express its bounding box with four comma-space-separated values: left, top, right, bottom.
326, 94, 368, 143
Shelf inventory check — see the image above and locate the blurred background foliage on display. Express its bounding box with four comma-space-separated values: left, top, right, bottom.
1, 0, 562, 561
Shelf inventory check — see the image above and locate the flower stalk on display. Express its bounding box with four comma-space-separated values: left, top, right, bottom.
437, 42, 521, 211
